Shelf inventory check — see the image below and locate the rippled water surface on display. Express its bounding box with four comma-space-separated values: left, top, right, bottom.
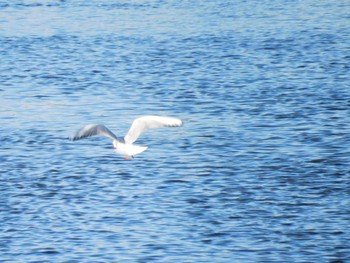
1, 1, 350, 262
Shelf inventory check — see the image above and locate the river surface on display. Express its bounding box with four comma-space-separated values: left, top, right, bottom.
1, 1, 350, 262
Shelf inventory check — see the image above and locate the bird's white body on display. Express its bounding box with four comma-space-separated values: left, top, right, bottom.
113, 140, 148, 157
70, 115, 182, 160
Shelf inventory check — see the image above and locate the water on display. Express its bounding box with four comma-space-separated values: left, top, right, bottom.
1, 0, 350, 262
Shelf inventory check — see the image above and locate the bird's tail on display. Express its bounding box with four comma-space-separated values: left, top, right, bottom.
130, 145, 148, 156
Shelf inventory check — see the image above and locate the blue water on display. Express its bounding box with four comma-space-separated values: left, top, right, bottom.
1, 1, 350, 262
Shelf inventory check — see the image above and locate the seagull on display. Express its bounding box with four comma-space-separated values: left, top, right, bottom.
70, 115, 182, 160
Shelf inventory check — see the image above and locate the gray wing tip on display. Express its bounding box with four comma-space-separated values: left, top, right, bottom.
172, 118, 183, 127
69, 123, 118, 142
69, 135, 80, 141
69, 133, 84, 141
69, 132, 81, 141
167, 123, 182, 127
69, 124, 97, 141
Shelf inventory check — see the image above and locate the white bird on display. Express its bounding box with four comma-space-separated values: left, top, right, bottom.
70, 115, 182, 160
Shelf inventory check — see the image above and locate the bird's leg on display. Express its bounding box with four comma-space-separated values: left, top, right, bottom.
125, 155, 129, 160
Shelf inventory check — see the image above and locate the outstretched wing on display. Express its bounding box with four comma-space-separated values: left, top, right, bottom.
70, 124, 119, 141
124, 116, 182, 144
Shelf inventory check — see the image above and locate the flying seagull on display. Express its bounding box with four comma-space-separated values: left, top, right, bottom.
70, 115, 182, 160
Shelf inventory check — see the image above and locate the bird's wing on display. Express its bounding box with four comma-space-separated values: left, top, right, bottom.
70, 124, 119, 141
124, 116, 182, 144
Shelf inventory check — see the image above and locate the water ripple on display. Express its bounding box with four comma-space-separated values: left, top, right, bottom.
1, 0, 350, 262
